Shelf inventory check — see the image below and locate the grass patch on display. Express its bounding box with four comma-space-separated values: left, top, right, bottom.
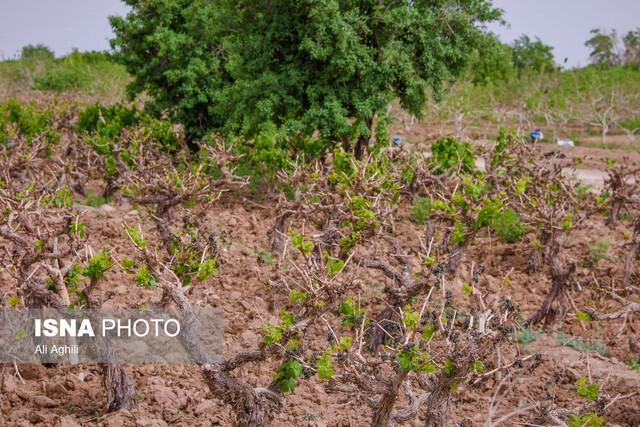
0, 49, 130, 101
75, 189, 108, 207
411, 197, 431, 225
576, 184, 594, 201
578, 138, 640, 151
255, 250, 277, 266
619, 211, 633, 221
514, 326, 542, 346
85, 189, 107, 207
553, 332, 606, 356
588, 236, 612, 261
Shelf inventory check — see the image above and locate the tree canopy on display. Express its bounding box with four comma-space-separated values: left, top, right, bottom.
110, 0, 501, 156
21, 44, 55, 60
466, 34, 514, 85
511, 35, 556, 73
586, 28, 640, 69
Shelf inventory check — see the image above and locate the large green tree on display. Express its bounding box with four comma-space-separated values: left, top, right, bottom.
511, 34, 556, 73
110, 0, 501, 157
466, 34, 514, 86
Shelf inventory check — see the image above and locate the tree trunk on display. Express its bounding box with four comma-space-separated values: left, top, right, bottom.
354, 117, 374, 160
371, 372, 408, 427
165, 283, 285, 426
84, 281, 137, 411
268, 212, 291, 254
444, 238, 472, 275
527, 233, 575, 326
202, 367, 283, 427
103, 364, 136, 411
607, 199, 623, 226
341, 135, 353, 154
623, 218, 640, 286
369, 306, 398, 352
526, 227, 552, 273
424, 398, 448, 427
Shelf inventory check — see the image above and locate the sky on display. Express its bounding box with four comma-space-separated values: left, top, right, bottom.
0, 0, 130, 59
0, 0, 639, 68
487, 0, 640, 68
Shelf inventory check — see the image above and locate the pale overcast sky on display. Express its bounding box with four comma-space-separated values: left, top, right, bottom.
0, 0, 130, 59
488, 0, 640, 68
0, 0, 639, 68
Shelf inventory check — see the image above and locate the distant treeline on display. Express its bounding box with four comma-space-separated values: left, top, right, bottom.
411, 29, 640, 145
2, 28, 639, 146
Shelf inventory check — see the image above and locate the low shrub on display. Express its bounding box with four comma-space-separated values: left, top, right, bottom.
411, 197, 432, 225
430, 136, 475, 175
21, 44, 55, 60
493, 207, 524, 243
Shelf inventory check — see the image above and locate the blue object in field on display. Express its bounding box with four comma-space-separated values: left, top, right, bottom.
557, 140, 575, 147
529, 129, 543, 143
392, 136, 404, 146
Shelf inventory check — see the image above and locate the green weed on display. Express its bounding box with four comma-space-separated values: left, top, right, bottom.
588, 236, 612, 261
553, 332, 606, 356
619, 211, 633, 221
576, 184, 594, 201
255, 250, 277, 266
492, 207, 524, 243
515, 327, 542, 346
411, 197, 432, 225
84, 189, 107, 207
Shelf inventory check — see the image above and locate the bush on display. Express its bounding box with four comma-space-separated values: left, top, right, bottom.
32, 50, 124, 94
511, 35, 557, 73
0, 48, 131, 97
110, 0, 502, 155
237, 123, 293, 184
76, 102, 179, 174
467, 36, 514, 86
33, 66, 92, 92
1, 99, 58, 144
61, 49, 111, 65
0, 118, 9, 146
145, 117, 179, 150
492, 207, 524, 243
76, 102, 139, 136
430, 137, 475, 175
411, 197, 432, 225
21, 44, 54, 60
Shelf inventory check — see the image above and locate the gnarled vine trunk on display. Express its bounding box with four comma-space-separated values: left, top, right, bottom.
202, 366, 283, 427
623, 218, 640, 286
526, 227, 552, 273
527, 233, 575, 326
371, 371, 408, 427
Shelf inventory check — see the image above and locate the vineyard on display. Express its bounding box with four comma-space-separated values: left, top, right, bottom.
1, 0, 640, 425
0, 92, 639, 426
